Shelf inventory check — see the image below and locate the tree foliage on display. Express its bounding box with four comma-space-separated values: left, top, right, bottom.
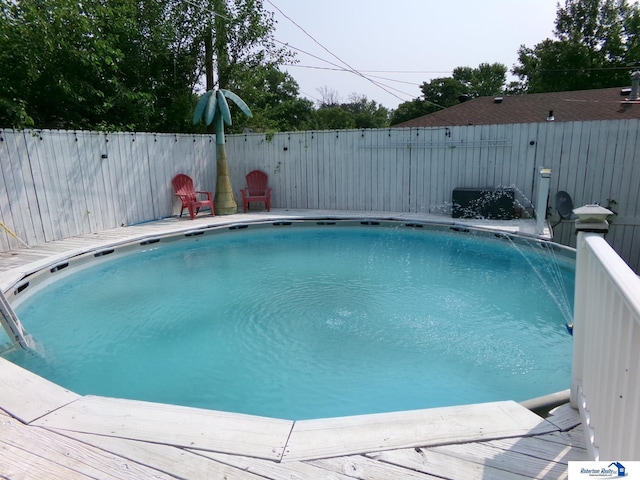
0, 0, 299, 132
340, 95, 390, 128
310, 97, 390, 130
225, 64, 316, 132
204, 0, 294, 91
513, 0, 640, 92
389, 99, 435, 126
390, 63, 507, 125
0, 0, 207, 130
306, 89, 390, 130
0, 0, 390, 133
453, 63, 508, 97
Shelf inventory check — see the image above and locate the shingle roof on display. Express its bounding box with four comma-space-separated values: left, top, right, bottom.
393, 87, 640, 128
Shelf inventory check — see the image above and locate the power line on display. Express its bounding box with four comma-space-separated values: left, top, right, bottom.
185, 0, 420, 105
360, 69, 454, 74
276, 42, 418, 99
284, 64, 427, 87
265, 0, 412, 103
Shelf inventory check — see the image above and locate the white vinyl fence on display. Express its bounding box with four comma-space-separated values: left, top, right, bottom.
0, 130, 216, 248
2, 119, 640, 271
571, 231, 640, 460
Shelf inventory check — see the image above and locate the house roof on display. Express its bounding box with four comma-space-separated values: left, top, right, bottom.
393, 87, 640, 128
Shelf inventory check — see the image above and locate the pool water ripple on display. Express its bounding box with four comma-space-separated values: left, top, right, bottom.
5, 225, 575, 420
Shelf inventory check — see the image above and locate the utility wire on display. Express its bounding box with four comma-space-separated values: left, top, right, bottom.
276, 41, 418, 99
284, 64, 427, 87
265, 0, 413, 103
185, 0, 427, 106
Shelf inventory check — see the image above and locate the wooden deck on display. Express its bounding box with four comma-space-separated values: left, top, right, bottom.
0, 210, 585, 478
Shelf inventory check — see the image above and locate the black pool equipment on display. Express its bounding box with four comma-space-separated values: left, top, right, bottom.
552, 191, 578, 228
452, 188, 515, 220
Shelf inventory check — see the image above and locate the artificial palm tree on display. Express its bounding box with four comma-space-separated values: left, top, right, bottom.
193, 88, 252, 215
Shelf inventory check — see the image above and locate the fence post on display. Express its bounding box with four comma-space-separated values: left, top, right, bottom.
535, 167, 551, 235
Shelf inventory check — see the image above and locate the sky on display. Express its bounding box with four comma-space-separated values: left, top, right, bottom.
264, 0, 560, 110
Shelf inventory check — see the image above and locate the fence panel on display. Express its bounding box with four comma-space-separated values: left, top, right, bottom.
3, 121, 640, 272
0, 131, 35, 249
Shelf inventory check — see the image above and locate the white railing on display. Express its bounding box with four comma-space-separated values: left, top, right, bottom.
571, 231, 640, 460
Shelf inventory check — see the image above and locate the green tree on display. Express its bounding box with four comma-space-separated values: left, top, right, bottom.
341, 95, 389, 128
313, 106, 357, 130
200, 0, 294, 94
453, 63, 508, 97
0, 0, 297, 132
305, 92, 389, 131
420, 77, 466, 108
390, 63, 507, 125
513, 0, 640, 93
0, 0, 120, 128
0, 0, 201, 130
224, 64, 315, 132
390, 99, 435, 125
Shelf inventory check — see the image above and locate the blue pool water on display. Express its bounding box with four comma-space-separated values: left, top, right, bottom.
7, 224, 574, 420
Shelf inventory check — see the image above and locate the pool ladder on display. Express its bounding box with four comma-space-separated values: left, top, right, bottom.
0, 290, 35, 350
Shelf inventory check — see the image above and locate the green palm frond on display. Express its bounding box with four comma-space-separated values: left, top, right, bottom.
192, 88, 252, 126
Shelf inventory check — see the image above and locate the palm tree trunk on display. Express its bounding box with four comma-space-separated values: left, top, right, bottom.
214, 115, 237, 214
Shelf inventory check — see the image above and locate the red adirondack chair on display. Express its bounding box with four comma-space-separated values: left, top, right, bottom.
171, 174, 215, 220
240, 170, 272, 213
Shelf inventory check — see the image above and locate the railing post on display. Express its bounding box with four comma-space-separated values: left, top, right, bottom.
571, 205, 613, 408
570, 205, 614, 460
535, 167, 552, 235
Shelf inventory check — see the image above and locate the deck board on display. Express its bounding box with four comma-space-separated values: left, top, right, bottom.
368, 446, 532, 480
282, 400, 556, 462
541, 426, 587, 450
0, 411, 174, 479
60, 431, 266, 480
308, 455, 443, 479
0, 357, 80, 423
31, 395, 293, 461
545, 403, 583, 431
483, 435, 587, 463
196, 451, 360, 480
428, 441, 572, 479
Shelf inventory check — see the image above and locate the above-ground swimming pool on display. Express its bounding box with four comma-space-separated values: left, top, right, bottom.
3, 220, 575, 420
